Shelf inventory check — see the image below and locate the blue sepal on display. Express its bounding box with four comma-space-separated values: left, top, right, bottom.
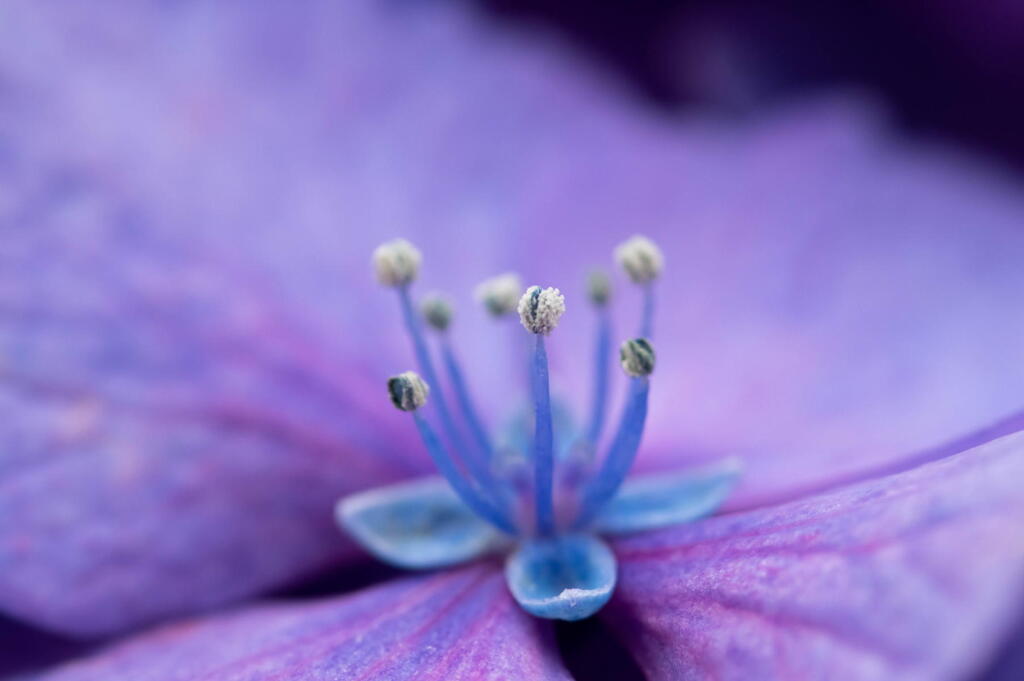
504, 533, 616, 621
594, 458, 741, 534
335, 477, 505, 570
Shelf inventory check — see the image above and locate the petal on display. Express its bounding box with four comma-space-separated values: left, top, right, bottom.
976, 609, 1024, 681
0, 210, 430, 637
37, 566, 573, 681
594, 458, 741, 534
505, 533, 617, 621
606, 429, 1024, 681
336, 477, 505, 570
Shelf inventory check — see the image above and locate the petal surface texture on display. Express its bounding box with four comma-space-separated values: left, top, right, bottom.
336, 477, 503, 570
608, 430, 1024, 681
506, 534, 617, 621
594, 458, 741, 534
0, 213, 429, 637
36, 566, 572, 681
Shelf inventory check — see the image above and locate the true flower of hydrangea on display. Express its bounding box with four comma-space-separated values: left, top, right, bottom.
2, 1, 1024, 680
333, 234, 742, 622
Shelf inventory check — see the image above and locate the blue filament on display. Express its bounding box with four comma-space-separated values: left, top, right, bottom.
397, 286, 462, 445
640, 283, 655, 338
412, 412, 516, 534
584, 307, 612, 447
397, 286, 496, 493
440, 337, 494, 463
573, 376, 651, 529
531, 334, 556, 536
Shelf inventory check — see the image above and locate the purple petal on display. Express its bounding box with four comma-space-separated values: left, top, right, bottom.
336, 477, 505, 570
974, 607, 1024, 681
606, 430, 1024, 680
0, 213, 432, 637
0, 617, 94, 679
37, 566, 571, 681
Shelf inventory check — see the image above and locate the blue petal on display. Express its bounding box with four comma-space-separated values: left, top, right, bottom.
594, 458, 742, 534
504, 533, 617, 621
335, 477, 505, 570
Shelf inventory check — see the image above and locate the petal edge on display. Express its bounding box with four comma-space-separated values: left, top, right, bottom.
336, 477, 504, 570
595, 458, 741, 534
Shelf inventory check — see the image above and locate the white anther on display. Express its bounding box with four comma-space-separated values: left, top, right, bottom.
373, 239, 422, 287
615, 235, 663, 284
518, 286, 566, 335
475, 273, 522, 317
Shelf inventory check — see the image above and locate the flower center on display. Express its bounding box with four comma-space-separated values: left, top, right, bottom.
373, 236, 663, 539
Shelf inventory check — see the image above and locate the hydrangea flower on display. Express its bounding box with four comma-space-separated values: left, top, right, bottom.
334, 235, 741, 621
2, 1, 1024, 679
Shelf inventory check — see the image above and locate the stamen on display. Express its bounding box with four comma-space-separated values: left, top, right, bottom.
420, 294, 453, 332
387, 372, 516, 534
412, 412, 517, 534
620, 338, 655, 377
587, 269, 612, 306
585, 270, 613, 447
518, 286, 565, 536
396, 284, 470, 460
614, 235, 663, 285
640, 283, 655, 339
373, 239, 422, 287
615, 235, 662, 338
573, 338, 656, 529
387, 371, 429, 411
418, 297, 495, 465
475, 273, 522, 317
530, 334, 556, 536
440, 337, 495, 464
517, 285, 566, 336
374, 240, 496, 499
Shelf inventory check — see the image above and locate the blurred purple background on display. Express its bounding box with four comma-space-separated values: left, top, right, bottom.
481, 0, 1024, 169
